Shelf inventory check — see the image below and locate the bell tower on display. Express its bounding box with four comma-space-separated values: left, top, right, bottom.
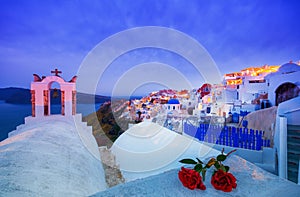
30, 69, 77, 117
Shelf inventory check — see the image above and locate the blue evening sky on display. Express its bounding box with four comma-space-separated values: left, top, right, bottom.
0, 0, 299, 96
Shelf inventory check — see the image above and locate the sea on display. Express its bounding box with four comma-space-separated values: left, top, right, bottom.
0, 100, 102, 141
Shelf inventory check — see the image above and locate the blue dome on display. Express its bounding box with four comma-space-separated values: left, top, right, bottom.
167, 99, 180, 104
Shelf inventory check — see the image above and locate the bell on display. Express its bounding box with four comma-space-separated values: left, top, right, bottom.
52, 88, 59, 98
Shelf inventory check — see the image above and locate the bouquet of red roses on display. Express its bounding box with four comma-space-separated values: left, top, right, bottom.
178, 148, 237, 192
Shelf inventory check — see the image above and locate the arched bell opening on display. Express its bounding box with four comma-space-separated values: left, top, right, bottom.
50, 82, 63, 115
43, 81, 65, 115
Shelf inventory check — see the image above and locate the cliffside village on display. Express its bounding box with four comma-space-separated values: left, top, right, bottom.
121, 61, 300, 133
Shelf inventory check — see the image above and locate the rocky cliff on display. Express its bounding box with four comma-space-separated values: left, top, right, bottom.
83, 99, 136, 147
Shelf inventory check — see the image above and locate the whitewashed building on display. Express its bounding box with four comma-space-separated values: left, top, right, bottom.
237, 75, 268, 103
266, 62, 300, 106
165, 98, 181, 113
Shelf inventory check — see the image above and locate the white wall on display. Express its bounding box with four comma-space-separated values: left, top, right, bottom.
274, 96, 300, 179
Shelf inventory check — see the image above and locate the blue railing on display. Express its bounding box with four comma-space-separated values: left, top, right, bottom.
183, 123, 271, 150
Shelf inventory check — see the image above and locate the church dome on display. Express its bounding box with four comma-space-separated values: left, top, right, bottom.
167, 98, 180, 104
277, 62, 300, 74
265, 62, 300, 79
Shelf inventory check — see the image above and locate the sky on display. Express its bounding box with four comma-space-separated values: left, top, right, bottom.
0, 0, 300, 96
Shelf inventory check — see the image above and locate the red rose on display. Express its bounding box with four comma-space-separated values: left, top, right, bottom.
178, 167, 206, 190
211, 169, 237, 192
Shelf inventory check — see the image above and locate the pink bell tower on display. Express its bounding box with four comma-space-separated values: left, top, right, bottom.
30, 69, 77, 117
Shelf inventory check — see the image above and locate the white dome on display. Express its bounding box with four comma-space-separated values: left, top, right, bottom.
278, 62, 300, 73
111, 122, 220, 181
266, 62, 300, 79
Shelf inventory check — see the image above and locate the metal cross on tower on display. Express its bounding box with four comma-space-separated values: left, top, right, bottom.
51, 68, 62, 76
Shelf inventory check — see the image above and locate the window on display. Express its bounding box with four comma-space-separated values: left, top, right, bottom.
249, 79, 266, 83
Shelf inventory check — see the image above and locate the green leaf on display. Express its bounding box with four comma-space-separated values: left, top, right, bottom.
194, 164, 203, 172
202, 169, 207, 181
216, 154, 227, 162
224, 166, 230, 172
196, 158, 203, 164
214, 162, 220, 169
179, 159, 197, 164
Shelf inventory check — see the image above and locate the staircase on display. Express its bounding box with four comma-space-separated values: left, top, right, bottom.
8, 124, 26, 137
99, 146, 125, 187
287, 124, 300, 183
